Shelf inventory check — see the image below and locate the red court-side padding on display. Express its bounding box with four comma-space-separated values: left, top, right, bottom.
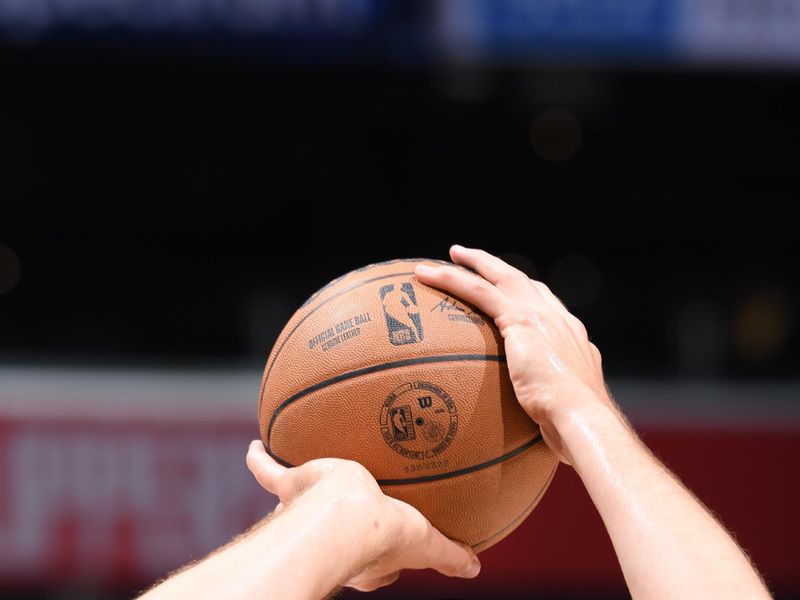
0, 419, 797, 597
389, 427, 800, 598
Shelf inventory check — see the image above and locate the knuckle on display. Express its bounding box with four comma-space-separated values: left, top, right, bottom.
358, 573, 399, 591
495, 311, 540, 332
493, 313, 518, 333
341, 459, 373, 482
437, 556, 462, 577
532, 279, 552, 294
404, 510, 430, 542
392, 507, 430, 550
439, 267, 459, 282
474, 248, 492, 262
502, 261, 525, 278
351, 580, 376, 592
299, 459, 323, 479
496, 271, 522, 287
471, 279, 490, 295
336, 459, 361, 475
571, 318, 588, 337
511, 268, 528, 283
301, 457, 322, 471
286, 474, 307, 497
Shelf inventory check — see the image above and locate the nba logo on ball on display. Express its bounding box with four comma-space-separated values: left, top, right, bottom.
389, 406, 416, 441
379, 282, 424, 345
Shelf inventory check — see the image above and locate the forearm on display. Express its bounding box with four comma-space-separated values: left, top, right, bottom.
141, 495, 368, 600
559, 396, 770, 600
414, 248, 771, 598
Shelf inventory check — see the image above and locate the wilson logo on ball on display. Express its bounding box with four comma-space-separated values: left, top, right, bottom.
379, 282, 424, 345
380, 381, 457, 460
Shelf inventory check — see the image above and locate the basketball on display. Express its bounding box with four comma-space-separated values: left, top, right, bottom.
258, 258, 558, 552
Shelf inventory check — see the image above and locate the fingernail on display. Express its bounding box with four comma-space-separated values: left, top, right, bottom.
462, 557, 481, 578
451, 244, 465, 252
416, 264, 433, 275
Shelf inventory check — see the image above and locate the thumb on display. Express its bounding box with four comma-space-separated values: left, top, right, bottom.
246, 440, 287, 495
419, 524, 481, 579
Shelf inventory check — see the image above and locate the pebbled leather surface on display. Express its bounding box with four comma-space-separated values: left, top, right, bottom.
259, 259, 558, 551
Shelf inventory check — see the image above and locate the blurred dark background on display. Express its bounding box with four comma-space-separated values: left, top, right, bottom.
1, 1, 799, 598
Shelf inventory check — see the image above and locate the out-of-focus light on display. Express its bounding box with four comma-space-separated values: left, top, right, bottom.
0, 244, 21, 295
0, 0, 51, 40
530, 109, 582, 163
0, 0, 374, 37
547, 254, 601, 307
679, 0, 800, 67
499, 252, 538, 279
733, 289, 793, 364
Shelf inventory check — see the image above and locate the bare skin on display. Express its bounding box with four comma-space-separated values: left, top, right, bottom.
141, 245, 771, 600
415, 245, 771, 600
139, 443, 480, 600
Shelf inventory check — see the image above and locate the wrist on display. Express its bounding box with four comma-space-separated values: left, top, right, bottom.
550, 391, 634, 470
249, 489, 374, 599
291, 485, 388, 582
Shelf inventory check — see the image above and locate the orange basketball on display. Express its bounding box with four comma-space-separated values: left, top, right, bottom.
258, 258, 558, 552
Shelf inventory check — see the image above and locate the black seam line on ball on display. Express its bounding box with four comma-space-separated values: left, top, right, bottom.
260, 270, 416, 394
266, 434, 543, 484
377, 434, 542, 486
267, 433, 543, 486
470, 456, 557, 550
259, 269, 418, 422
266, 353, 506, 453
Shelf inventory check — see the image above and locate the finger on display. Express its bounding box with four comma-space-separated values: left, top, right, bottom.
246, 440, 288, 495
529, 279, 569, 316
417, 524, 481, 579
528, 279, 576, 327
530, 280, 591, 340
348, 571, 401, 592
275, 458, 346, 502
449, 244, 524, 287
589, 342, 603, 371
530, 279, 591, 344
415, 263, 509, 319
